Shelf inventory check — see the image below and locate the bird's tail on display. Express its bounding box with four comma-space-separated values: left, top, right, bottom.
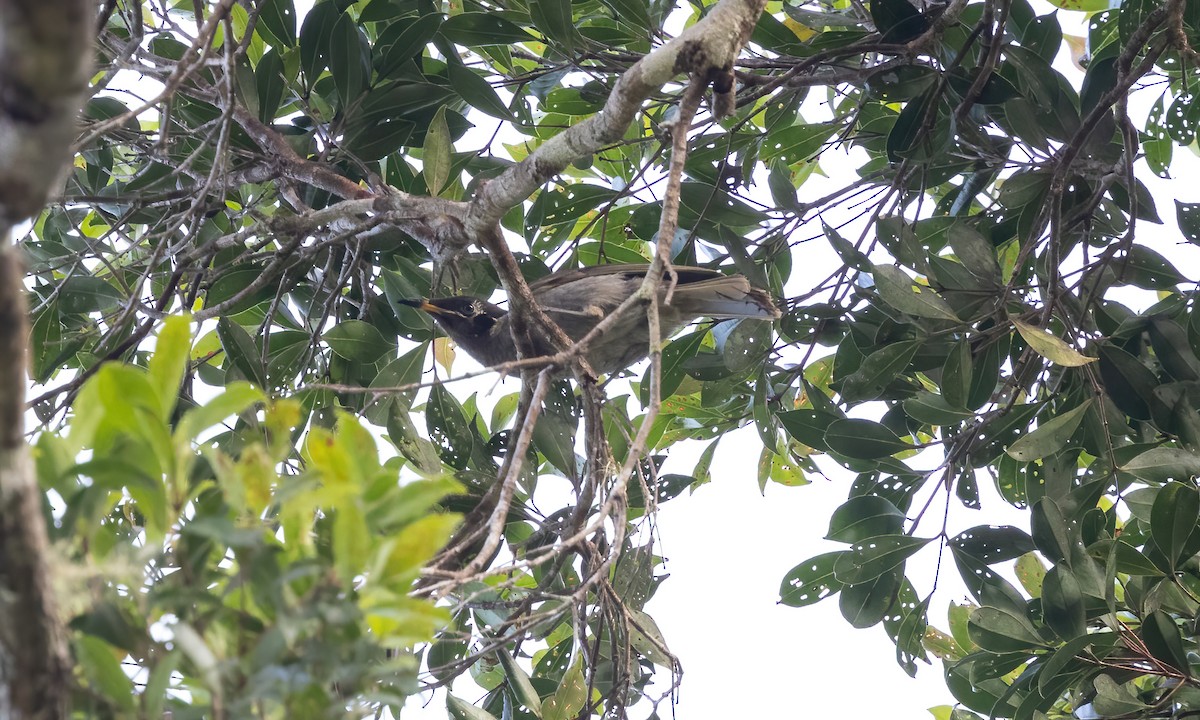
669, 276, 781, 319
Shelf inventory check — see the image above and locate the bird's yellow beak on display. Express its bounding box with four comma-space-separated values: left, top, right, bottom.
399, 298, 448, 316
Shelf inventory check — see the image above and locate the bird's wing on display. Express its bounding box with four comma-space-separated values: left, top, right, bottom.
527, 263, 726, 293
669, 276, 781, 319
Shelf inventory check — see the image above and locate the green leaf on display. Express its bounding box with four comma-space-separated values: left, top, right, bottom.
678, 182, 767, 227
325, 320, 393, 362
1092, 674, 1150, 716
627, 609, 673, 667
1120, 245, 1189, 289
217, 318, 266, 387
825, 418, 910, 459
832, 534, 932, 584
499, 650, 543, 716
147, 315, 192, 419
940, 340, 972, 409
966, 606, 1045, 652
1012, 319, 1095, 366
142, 649, 181, 718
1005, 400, 1090, 462
872, 264, 960, 321
870, 0, 930, 41
779, 409, 837, 451
77, 636, 136, 711
1177, 200, 1200, 244
254, 49, 286, 123
1014, 552, 1046, 598
839, 340, 920, 403
333, 501, 370, 586
761, 123, 836, 165
329, 12, 368, 108
176, 382, 265, 441
1039, 632, 1116, 696
1098, 344, 1157, 420
1150, 481, 1200, 568
447, 63, 511, 121
946, 223, 1001, 285
423, 105, 452, 196
949, 525, 1035, 564
377, 14, 442, 77
839, 568, 901, 628
1121, 447, 1200, 482
1149, 317, 1200, 381
826, 495, 906, 543
299, 3, 338, 80
530, 0, 578, 50
1141, 610, 1191, 674
542, 658, 588, 720
439, 13, 536, 45
426, 383, 478, 470
1031, 497, 1071, 563
1041, 566, 1085, 640
448, 693, 501, 720
903, 392, 974, 426
256, 0, 296, 47
59, 275, 123, 313
780, 551, 847, 606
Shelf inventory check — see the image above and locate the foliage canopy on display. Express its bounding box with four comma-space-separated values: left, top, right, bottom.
19, 0, 1200, 716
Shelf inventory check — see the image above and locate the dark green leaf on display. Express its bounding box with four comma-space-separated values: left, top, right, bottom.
1150, 481, 1200, 568
1121, 446, 1200, 482
780, 551, 847, 606
826, 495, 905, 543
256, 0, 297, 47
448, 63, 511, 120
325, 320, 393, 362
839, 568, 901, 628
377, 14, 442, 77
1141, 610, 1190, 674
966, 606, 1045, 652
1041, 566, 1085, 639
949, 525, 1035, 564
439, 13, 536, 45
872, 264, 960, 321
870, 0, 930, 42
330, 13, 369, 108
838, 340, 920, 402
832, 534, 932, 584
1005, 400, 1090, 462
825, 418, 910, 459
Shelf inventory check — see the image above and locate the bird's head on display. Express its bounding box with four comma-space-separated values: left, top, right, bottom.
400, 296, 506, 342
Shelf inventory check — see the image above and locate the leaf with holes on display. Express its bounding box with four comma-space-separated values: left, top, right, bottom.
780, 551, 847, 607
1013, 320, 1095, 367
825, 418, 911, 459
832, 535, 932, 584
826, 495, 906, 543
873, 264, 960, 321
1005, 400, 1091, 462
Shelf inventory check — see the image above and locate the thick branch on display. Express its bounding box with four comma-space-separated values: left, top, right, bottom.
465, 0, 769, 233
0, 0, 93, 226
0, 1, 91, 716
0, 248, 70, 720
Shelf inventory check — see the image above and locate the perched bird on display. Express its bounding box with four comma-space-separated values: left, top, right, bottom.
401, 264, 780, 375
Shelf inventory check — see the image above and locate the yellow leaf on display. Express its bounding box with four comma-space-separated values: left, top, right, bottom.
1013, 319, 1096, 367
434, 336, 456, 373
783, 16, 817, 40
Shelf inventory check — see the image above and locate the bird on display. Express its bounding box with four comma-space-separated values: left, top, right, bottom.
400, 263, 781, 375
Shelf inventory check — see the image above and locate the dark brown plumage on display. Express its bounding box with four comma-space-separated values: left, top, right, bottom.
401, 264, 780, 374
